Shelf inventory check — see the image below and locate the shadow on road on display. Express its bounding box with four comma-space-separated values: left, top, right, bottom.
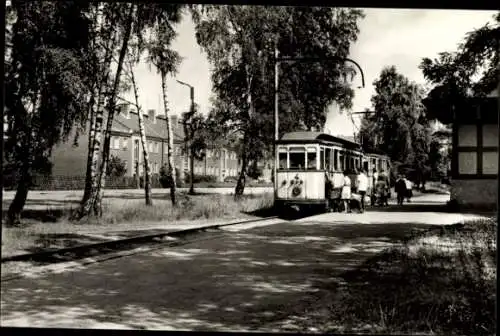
368, 203, 449, 213
1, 220, 444, 331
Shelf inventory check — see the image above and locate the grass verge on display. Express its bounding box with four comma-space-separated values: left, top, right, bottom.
1, 192, 275, 260
292, 218, 497, 335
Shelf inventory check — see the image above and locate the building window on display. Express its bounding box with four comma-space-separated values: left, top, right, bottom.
458, 125, 477, 147
483, 124, 498, 147
122, 138, 128, 150
483, 152, 498, 175
113, 137, 121, 149
458, 152, 477, 175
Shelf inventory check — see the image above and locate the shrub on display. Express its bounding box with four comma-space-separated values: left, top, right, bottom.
224, 176, 238, 183
185, 174, 218, 184
159, 166, 183, 188
107, 155, 127, 177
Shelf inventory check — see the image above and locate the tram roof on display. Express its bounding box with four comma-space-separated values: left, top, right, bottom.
278, 131, 361, 148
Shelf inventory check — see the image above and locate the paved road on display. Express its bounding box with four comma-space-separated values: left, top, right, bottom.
0, 194, 487, 331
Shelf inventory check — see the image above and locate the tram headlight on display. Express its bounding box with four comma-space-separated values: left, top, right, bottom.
281, 180, 287, 186
292, 186, 301, 197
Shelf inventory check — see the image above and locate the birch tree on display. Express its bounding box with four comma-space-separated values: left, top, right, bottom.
148, 14, 183, 206
125, 51, 153, 205
5, 1, 92, 225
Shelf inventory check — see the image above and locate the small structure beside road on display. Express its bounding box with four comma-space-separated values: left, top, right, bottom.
450, 88, 498, 209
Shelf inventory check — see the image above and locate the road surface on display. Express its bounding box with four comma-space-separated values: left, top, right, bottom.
0, 193, 487, 331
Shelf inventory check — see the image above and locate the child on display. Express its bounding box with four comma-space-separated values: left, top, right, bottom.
350, 192, 362, 213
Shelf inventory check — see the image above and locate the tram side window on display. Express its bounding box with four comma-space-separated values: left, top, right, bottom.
339, 154, 344, 171
325, 148, 332, 171
307, 151, 317, 170
319, 149, 325, 170
289, 151, 305, 170
278, 152, 287, 170
333, 150, 338, 171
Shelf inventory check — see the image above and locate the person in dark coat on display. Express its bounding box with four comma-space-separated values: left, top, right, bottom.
395, 174, 407, 205
374, 176, 388, 207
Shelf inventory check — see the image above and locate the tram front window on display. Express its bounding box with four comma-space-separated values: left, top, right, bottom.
289, 152, 305, 170
278, 152, 287, 169
307, 152, 317, 170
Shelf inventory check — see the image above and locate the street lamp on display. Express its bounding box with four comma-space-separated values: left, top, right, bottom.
176, 80, 196, 195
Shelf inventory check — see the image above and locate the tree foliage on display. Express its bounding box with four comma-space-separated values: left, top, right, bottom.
191, 5, 365, 196
420, 12, 499, 123
360, 66, 432, 184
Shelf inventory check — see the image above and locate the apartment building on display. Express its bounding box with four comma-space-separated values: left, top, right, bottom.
49, 105, 242, 183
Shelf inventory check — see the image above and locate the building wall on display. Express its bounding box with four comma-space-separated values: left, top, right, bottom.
450, 179, 497, 208
51, 125, 93, 176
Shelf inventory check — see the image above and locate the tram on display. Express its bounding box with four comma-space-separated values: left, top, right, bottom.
274, 131, 391, 212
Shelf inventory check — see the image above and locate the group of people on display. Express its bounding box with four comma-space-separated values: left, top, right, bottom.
395, 174, 413, 205
325, 168, 391, 213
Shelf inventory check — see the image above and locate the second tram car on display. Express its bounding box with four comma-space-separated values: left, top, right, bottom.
274, 131, 391, 212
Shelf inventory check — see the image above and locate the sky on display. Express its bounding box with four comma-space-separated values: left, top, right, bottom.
126, 7, 497, 137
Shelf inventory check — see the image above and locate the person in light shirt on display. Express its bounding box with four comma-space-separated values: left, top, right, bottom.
340, 170, 352, 213
356, 168, 369, 213
403, 175, 413, 203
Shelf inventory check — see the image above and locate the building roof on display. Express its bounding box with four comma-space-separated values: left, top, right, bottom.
112, 109, 185, 142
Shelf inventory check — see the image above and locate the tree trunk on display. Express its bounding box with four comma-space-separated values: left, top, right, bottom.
129, 60, 152, 205
161, 71, 177, 206
72, 99, 105, 220
234, 134, 249, 199
7, 162, 31, 226
138, 106, 152, 205
135, 160, 140, 189
189, 148, 195, 194
82, 86, 99, 203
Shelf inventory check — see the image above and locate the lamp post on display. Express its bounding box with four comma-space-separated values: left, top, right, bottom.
176, 80, 196, 194
273, 50, 366, 200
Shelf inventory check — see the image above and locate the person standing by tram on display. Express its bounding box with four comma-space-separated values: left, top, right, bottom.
341, 170, 352, 213
356, 168, 368, 213
371, 168, 379, 206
